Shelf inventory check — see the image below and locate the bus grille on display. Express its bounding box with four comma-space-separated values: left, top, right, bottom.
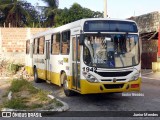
101, 79, 126, 82
96, 71, 132, 77
104, 84, 124, 89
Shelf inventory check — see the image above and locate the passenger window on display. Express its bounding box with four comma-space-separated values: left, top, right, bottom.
33, 38, 38, 54
38, 37, 45, 54
61, 30, 70, 55
51, 33, 60, 55
73, 37, 80, 61
26, 40, 30, 54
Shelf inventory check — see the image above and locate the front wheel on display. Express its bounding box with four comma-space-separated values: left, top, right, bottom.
61, 73, 75, 97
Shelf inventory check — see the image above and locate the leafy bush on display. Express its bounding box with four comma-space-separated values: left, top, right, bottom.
7, 63, 21, 74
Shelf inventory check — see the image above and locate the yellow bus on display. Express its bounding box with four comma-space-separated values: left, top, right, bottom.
25, 18, 141, 96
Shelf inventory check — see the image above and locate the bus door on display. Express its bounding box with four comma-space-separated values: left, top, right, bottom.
72, 35, 81, 90
45, 40, 51, 81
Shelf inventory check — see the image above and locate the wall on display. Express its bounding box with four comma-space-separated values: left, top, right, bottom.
130, 11, 160, 63
0, 28, 49, 64
129, 11, 160, 33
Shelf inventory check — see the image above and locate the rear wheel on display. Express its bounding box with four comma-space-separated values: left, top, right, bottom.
33, 68, 41, 83
61, 73, 74, 97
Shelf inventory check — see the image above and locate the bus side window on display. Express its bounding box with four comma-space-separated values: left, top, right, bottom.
61, 30, 70, 55
38, 37, 45, 54
51, 33, 60, 55
26, 40, 30, 54
73, 37, 80, 61
33, 38, 38, 54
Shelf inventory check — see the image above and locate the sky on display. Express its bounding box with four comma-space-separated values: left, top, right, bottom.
27, 0, 160, 19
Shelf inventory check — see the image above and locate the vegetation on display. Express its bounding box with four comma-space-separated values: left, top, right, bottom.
7, 63, 23, 74
4, 98, 28, 110
54, 3, 103, 27
1, 79, 63, 110
42, 0, 59, 27
0, 0, 103, 27
0, 0, 39, 27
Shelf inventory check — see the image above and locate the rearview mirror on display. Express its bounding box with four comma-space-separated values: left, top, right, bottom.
79, 34, 85, 45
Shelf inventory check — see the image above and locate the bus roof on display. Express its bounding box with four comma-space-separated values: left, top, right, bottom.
31, 18, 137, 39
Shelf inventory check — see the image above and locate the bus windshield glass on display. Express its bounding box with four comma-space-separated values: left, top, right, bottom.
83, 34, 139, 68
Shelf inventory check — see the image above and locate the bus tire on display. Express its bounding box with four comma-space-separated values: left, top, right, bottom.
34, 68, 41, 83
61, 73, 74, 97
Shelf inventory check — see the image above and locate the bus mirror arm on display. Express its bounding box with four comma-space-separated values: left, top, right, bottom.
79, 34, 85, 45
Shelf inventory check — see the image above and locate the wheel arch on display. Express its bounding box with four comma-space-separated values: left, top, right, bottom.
60, 70, 66, 86
33, 65, 36, 73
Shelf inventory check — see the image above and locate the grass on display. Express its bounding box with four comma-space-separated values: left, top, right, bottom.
4, 98, 27, 109
1, 79, 63, 110
37, 90, 50, 101
53, 99, 63, 107
9, 79, 28, 92
29, 104, 43, 109
7, 63, 23, 74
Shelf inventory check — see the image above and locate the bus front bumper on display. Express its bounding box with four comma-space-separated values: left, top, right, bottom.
80, 78, 141, 94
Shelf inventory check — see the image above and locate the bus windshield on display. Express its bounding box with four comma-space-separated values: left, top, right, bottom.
83, 34, 139, 68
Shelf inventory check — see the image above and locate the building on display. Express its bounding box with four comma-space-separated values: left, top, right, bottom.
129, 11, 160, 69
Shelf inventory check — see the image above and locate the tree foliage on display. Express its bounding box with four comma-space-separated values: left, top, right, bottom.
54, 3, 103, 27
0, 1, 103, 27
41, 0, 59, 27
0, 0, 38, 27
22, 1, 40, 27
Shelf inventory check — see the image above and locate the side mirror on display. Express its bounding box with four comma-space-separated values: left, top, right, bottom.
79, 34, 85, 45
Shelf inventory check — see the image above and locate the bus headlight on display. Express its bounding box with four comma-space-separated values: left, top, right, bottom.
83, 72, 99, 83
130, 72, 140, 81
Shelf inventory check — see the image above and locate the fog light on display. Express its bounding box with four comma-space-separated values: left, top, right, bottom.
131, 84, 139, 88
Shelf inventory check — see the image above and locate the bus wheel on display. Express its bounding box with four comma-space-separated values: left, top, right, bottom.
34, 68, 41, 83
61, 73, 74, 97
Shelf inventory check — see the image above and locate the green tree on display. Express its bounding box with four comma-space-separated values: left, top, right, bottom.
42, 0, 59, 27
0, 0, 32, 27
54, 3, 103, 27
93, 11, 103, 18
22, 1, 40, 27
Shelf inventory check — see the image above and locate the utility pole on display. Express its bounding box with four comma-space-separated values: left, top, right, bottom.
104, 0, 107, 18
